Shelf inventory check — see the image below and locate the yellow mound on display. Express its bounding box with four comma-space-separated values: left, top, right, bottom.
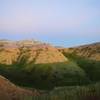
18, 44, 68, 64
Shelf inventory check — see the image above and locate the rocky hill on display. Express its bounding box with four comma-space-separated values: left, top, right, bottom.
0, 40, 100, 99
59, 42, 100, 61
0, 40, 87, 89
0, 39, 68, 65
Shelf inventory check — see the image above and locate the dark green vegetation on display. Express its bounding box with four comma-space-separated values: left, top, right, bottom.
33, 83, 100, 100
62, 52, 100, 83
5, 82, 99, 100
0, 61, 88, 90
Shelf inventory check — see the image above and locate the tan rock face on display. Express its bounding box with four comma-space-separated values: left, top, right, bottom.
34, 45, 68, 64
18, 44, 68, 65
0, 40, 68, 65
0, 48, 20, 65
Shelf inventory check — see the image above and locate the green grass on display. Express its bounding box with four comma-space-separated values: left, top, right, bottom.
19, 82, 100, 100
40, 82, 100, 100
62, 52, 100, 83
0, 49, 100, 99
0, 60, 89, 90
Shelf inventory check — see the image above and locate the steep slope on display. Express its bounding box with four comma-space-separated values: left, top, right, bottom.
59, 42, 100, 61
0, 48, 20, 65
0, 40, 68, 65
18, 44, 68, 65
0, 75, 40, 100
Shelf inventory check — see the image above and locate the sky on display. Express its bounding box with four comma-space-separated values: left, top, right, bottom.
0, 0, 100, 47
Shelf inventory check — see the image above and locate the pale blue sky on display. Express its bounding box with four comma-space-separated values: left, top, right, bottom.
0, 0, 100, 47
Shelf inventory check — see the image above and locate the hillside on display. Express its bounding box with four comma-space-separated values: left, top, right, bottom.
0, 40, 100, 99
0, 40, 88, 89
0, 75, 100, 100
18, 44, 68, 64
0, 39, 68, 65
59, 42, 100, 61
59, 42, 100, 83
0, 75, 40, 100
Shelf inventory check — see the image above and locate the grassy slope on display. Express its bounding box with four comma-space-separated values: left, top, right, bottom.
0, 61, 88, 90
60, 48, 100, 83
39, 82, 100, 100
0, 75, 40, 100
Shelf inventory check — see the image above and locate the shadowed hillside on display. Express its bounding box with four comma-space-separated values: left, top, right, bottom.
0, 75, 100, 100
0, 75, 40, 100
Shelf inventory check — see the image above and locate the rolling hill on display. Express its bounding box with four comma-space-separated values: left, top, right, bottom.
0, 40, 100, 99
59, 42, 100, 82
0, 40, 88, 89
